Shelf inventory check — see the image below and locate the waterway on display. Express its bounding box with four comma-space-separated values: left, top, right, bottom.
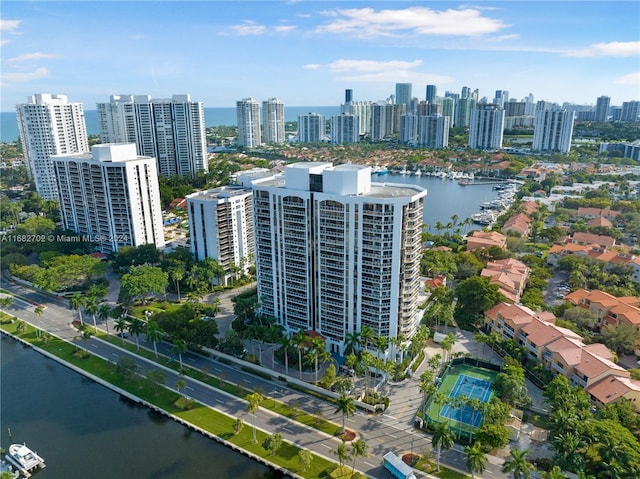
379, 173, 501, 232
0, 335, 280, 479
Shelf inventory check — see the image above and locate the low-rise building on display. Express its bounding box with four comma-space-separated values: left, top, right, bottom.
480, 258, 530, 303
466, 230, 507, 251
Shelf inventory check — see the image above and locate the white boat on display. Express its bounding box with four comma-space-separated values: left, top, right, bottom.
5, 444, 45, 475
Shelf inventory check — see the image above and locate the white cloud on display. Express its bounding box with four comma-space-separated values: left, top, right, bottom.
7, 52, 61, 63
320, 59, 451, 85
2, 67, 50, 83
275, 25, 296, 32
328, 59, 423, 73
303, 64, 321, 70
566, 41, 640, 57
614, 72, 640, 85
0, 19, 21, 31
231, 21, 266, 36
316, 7, 508, 38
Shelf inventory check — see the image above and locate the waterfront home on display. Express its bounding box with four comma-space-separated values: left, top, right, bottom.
465, 230, 507, 251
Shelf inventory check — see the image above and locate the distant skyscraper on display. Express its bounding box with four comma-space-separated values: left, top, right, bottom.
461, 86, 471, 99
342, 101, 372, 136
345, 89, 353, 103
298, 112, 325, 143
425, 84, 437, 104
524, 93, 535, 116
53, 143, 165, 253
418, 114, 449, 149
236, 98, 262, 148
439, 97, 455, 127
262, 98, 285, 144
252, 163, 427, 356
454, 98, 475, 128
371, 102, 399, 140
621, 101, 640, 122
395, 83, 412, 107
17, 94, 89, 200
469, 104, 504, 150
532, 107, 575, 153
399, 114, 419, 145
595, 96, 611, 123
494, 90, 509, 108
330, 114, 359, 144
505, 100, 526, 117
96, 94, 207, 177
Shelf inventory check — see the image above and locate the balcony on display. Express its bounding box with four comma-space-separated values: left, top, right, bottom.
570, 374, 587, 388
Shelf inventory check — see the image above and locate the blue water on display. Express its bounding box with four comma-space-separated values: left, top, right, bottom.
1, 106, 340, 143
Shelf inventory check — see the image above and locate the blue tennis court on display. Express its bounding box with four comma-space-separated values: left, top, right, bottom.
439, 374, 492, 428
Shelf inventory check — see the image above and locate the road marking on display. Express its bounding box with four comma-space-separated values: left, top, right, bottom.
214, 367, 223, 372
216, 399, 224, 404
346, 418, 355, 423
321, 444, 331, 449
365, 462, 376, 467
187, 357, 196, 362
186, 386, 194, 391
112, 353, 118, 357
388, 433, 397, 439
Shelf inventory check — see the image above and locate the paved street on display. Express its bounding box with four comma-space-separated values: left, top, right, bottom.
0, 275, 512, 479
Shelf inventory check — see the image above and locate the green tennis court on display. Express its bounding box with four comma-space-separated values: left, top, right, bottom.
424, 362, 498, 436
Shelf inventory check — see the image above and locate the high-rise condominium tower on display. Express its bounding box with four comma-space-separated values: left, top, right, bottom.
262, 98, 285, 144
330, 114, 359, 145
621, 101, 639, 123
395, 83, 412, 107
17, 94, 89, 200
187, 183, 255, 284
298, 113, 326, 143
400, 114, 419, 145
345, 89, 353, 103
469, 104, 505, 150
455, 98, 475, 128
595, 96, 611, 123
418, 114, 450, 149
236, 98, 262, 148
252, 163, 427, 356
53, 143, 165, 253
425, 84, 437, 104
96, 94, 207, 177
532, 107, 575, 153
342, 101, 372, 136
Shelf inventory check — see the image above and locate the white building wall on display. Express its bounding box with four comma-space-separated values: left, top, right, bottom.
469, 105, 505, 150
237, 98, 262, 148
17, 94, 89, 200
53, 143, 164, 253
533, 109, 575, 153
262, 98, 285, 144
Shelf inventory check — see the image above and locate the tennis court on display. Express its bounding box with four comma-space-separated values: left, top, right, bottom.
424, 362, 498, 435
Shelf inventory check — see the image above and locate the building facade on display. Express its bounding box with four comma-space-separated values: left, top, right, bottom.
532, 107, 575, 153
468, 104, 505, 150
17, 94, 89, 200
595, 96, 611, 123
96, 94, 207, 177
330, 114, 359, 145
53, 143, 165, 253
418, 114, 449, 149
187, 185, 255, 284
262, 98, 285, 144
252, 163, 427, 356
395, 83, 412, 108
298, 113, 325, 143
341, 101, 372, 136
236, 98, 262, 148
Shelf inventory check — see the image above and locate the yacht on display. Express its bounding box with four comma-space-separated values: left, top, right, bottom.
5, 444, 45, 476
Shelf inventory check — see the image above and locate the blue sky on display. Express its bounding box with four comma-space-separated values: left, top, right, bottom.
1, 1, 639, 111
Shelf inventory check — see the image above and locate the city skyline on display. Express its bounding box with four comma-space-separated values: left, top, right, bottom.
1, 1, 639, 112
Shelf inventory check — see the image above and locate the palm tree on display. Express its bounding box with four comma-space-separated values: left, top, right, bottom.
172, 339, 188, 370
114, 316, 128, 344
127, 317, 145, 350
502, 448, 535, 479
84, 296, 99, 334
359, 326, 375, 352
32, 305, 44, 336
97, 303, 112, 335
310, 336, 325, 383
168, 263, 185, 302
278, 335, 292, 376
291, 329, 307, 379
334, 441, 349, 470
432, 421, 455, 472
0, 296, 14, 309
69, 293, 85, 324
350, 439, 368, 475
232, 417, 244, 435
175, 379, 187, 395
335, 394, 356, 434
464, 442, 487, 479
343, 331, 360, 355
246, 391, 263, 443
145, 320, 164, 358
542, 466, 567, 479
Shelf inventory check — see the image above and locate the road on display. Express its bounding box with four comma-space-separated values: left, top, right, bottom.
0, 276, 509, 479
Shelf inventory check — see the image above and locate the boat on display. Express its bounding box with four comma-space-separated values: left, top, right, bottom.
377, 167, 388, 176
458, 180, 468, 186
5, 444, 45, 476
414, 169, 422, 176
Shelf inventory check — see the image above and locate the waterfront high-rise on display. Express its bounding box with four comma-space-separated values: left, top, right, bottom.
418, 114, 450, 149
330, 114, 359, 144
53, 143, 165, 253
345, 89, 353, 103
236, 98, 262, 148
439, 97, 455, 127
621, 101, 640, 122
96, 94, 207, 177
262, 98, 285, 145
595, 96, 611, 123
532, 106, 575, 153
252, 163, 427, 356
494, 90, 509, 108
298, 112, 326, 143
399, 114, 419, 145
17, 94, 89, 200
454, 98, 475, 128
395, 83, 412, 108
341, 101, 372, 136
468, 104, 505, 150
187, 183, 255, 284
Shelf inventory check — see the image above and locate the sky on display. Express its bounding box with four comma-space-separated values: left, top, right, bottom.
1, 1, 639, 111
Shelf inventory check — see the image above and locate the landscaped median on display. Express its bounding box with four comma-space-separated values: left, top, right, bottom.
0, 316, 363, 479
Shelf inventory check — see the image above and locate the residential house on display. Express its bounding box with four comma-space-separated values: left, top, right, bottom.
466, 231, 507, 251
586, 375, 640, 409
570, 231, 616, 248
481, 258, 530, 303
501, 213, 531, 237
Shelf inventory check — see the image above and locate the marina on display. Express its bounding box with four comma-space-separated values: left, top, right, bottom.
4, 444, 45, 478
